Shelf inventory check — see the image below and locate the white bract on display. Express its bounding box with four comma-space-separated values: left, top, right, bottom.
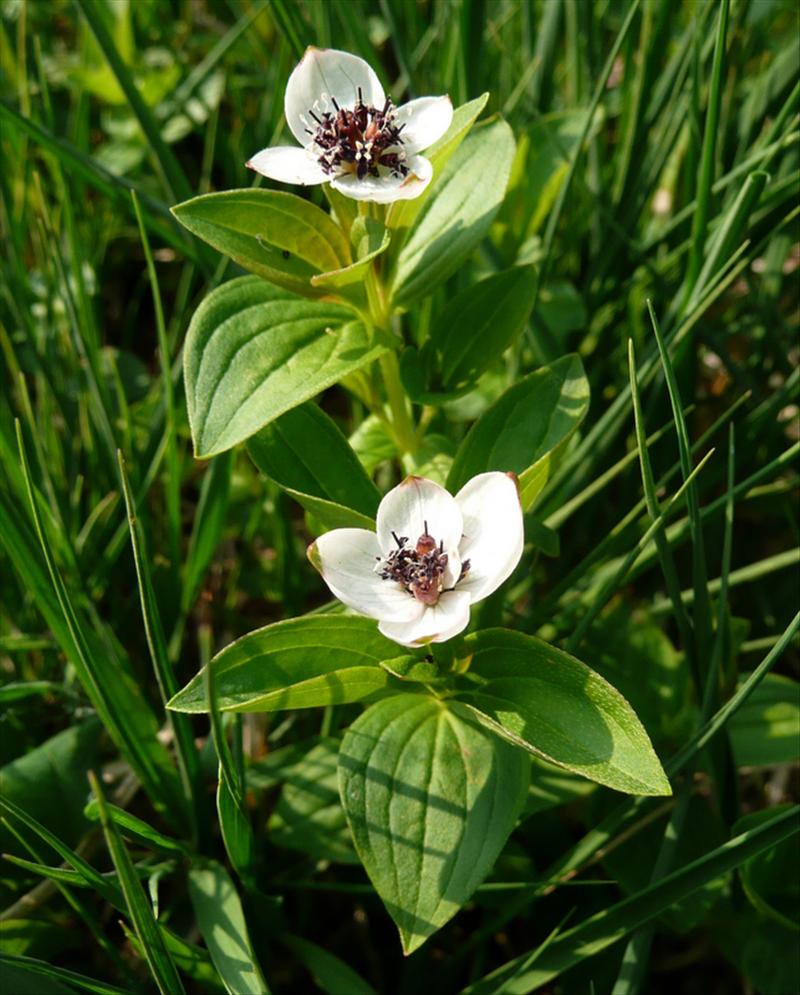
308, 473, 524, 646
247, 47, 453, 204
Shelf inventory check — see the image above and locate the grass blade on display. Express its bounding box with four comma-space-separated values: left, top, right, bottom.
682, 0, 730, 303
117, 450, 201, 839
74, 0, 191, 203
89, 771, 185, 995
465, 804, 800, 994
13, 423, 184, 828
0, 955, 128, 995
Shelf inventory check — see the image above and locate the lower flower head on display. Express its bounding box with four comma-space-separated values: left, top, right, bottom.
308, 473, 524, 646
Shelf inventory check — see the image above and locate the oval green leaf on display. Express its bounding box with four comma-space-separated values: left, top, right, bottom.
446, 353, 590, 508
387, 92, 489, 237
338, 694, 530, 955
172, 189, 350, 298
167, 616, 400, 714
389, 117, 515, 309
184, 276, 385, 457
188, 861, 270, 995
311, 218, 391, 290
269, 739, 357, 865
424, 264, 538, 392
247, 401, 380, 531
729, 672, 800, 767
453, 629, 671, 796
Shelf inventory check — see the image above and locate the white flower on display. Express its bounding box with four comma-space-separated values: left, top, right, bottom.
308, 473, 524, 646
247, 47, 453, 204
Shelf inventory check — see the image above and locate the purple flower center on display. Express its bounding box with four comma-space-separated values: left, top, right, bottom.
377, 522, 470, 606
306, 88, 409, 180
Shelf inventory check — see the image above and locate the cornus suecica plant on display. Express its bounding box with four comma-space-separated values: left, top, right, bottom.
168, 45, 673, 954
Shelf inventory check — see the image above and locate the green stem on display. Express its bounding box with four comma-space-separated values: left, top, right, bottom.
356, 201, 417, 457
379, 351, 417, 456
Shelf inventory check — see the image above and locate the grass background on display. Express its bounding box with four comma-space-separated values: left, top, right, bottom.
1, 1, 798, 993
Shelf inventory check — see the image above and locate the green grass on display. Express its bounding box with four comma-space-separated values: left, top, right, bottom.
1, 1, 798, 993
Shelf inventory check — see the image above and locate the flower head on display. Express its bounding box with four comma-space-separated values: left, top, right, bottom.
247, 47, 453, 204
308, 473, 524, 646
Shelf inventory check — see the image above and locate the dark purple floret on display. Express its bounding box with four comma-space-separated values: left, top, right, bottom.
308, 88, 409, 180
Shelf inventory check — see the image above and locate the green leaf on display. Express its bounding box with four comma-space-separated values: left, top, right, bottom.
7, 435, 184, 829
729, 673, 800, 767
311, 218, 391, 290
338, 694, 530, 954
82, 799, 188, 856
269, 739, 357, 864
188, 862, 270, 995
349, 415, 397, 475
217, 770, 255, 884
734, 805, 800, 930
247, 402, 381, 531
514, 110, 602, 237
464, 804, 800, 994
0, 795, 124, 909
389, 117, 516, 309
89, 772, 185, 995
184, 276, 385, 457
168, 616, 399, 714
0, 958, 74, 995
453, 629, 672, 796
387, 93, 490, 237
171, 190, 350, 298
122, 924, 226, 994
281, 935, 376, 995
0, 954, 128, 995
0, 720, 102, 855
446, 354, 590, 508
423, 265, 537, 392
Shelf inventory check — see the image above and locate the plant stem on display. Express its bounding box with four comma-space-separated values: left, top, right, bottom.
356, 201, 417, 456
379, 350, 417, 456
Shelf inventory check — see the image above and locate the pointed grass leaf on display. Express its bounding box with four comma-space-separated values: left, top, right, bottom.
82, 800, 188, 856
389, 117, 515, 309
168, 616, 399, 714
89, 772, 185, 995
0, 955, 128, 995
247, 401, 381, 531
184, 277, 385, 457
464, 804, 799, 994
424, 265, 538, 392
10, 429, 184, 830
188, 861, 270, 995
446, 354, 590, 508
453, 630, 671, 796
338, 694, 530, 954
171, 190, 350, 298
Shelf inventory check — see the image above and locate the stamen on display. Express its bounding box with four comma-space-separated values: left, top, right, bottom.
378, 522, 456, 606
305, 92, 409, 181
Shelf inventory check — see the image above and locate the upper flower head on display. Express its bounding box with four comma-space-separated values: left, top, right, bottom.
247, 47, 453, 204
308, 473, 524, 646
